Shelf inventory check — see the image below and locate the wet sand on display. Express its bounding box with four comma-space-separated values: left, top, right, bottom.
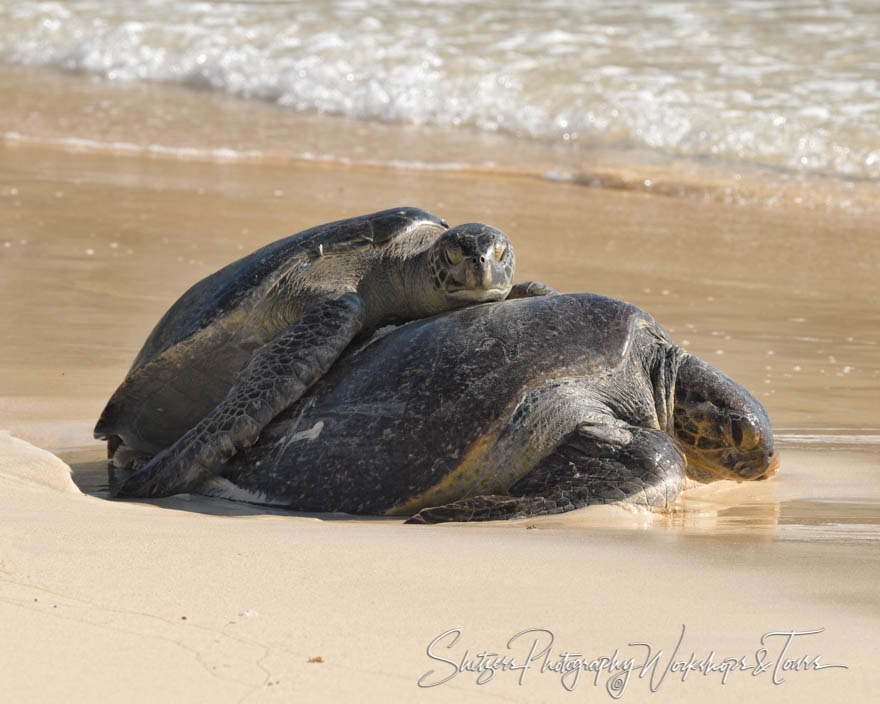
1, 69, 879, 701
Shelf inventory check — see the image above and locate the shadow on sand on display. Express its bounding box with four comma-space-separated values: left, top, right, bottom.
66, 455, 393, 522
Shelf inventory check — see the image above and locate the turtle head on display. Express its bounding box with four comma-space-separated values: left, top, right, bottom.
428, 224, 515, 302
673, 356, 778, 483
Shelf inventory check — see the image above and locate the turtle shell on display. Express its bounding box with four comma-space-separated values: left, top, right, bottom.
216, 293, 671, 513
95, 207, 448, 454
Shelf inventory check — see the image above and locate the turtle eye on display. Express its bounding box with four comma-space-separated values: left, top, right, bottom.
731, 416, 760, 450
493, 242, 506, 261
730, 418, 743, 447
444, 246, 462, 265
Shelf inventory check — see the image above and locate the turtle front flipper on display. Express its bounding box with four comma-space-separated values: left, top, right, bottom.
505, 281, 559, 299
114, 293, 366, 499
405, 423, 686, 523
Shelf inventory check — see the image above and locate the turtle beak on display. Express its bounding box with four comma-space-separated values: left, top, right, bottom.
478, 250, 494, 289
469, 246, 506, 292
445, 253, 508, 300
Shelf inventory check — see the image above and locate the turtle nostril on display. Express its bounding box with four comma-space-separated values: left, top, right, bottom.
479, 255, 486, 264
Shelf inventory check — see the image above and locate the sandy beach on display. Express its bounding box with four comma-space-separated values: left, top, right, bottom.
1, 59, 879, 702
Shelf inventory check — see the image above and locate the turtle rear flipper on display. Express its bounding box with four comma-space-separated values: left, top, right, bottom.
114, 293, 365, 499
405, 424, 686, 523
405, 495, 561, 524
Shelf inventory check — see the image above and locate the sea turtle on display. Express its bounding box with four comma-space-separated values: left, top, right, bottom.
97, 206, 553, 498
149, 293, 777, 522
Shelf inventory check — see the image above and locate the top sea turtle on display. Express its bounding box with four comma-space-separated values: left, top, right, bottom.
184, 293, 777, 522
97, 206, 553, 498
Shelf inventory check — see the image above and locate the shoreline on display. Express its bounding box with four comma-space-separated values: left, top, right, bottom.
2, 64, 879, 215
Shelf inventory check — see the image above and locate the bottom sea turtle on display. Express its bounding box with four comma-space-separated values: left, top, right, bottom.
118, 293, 777, 522
97, 207, 554, 499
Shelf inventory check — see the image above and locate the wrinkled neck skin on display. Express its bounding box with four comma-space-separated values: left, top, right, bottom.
358, 247, 449, 329
561, 339, 687, 440
650, 342, 690, 435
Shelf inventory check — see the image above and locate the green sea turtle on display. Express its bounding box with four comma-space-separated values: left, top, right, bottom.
97, 206, 553, 498
157, 293, 777, 522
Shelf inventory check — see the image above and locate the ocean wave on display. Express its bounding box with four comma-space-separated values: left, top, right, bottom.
2, 1, 879, 181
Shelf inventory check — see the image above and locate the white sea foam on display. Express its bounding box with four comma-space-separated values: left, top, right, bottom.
2, 1, 879, 182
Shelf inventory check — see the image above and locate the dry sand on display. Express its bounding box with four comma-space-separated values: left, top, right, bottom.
1, 68, 879, 702
2, 435, 877, 703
